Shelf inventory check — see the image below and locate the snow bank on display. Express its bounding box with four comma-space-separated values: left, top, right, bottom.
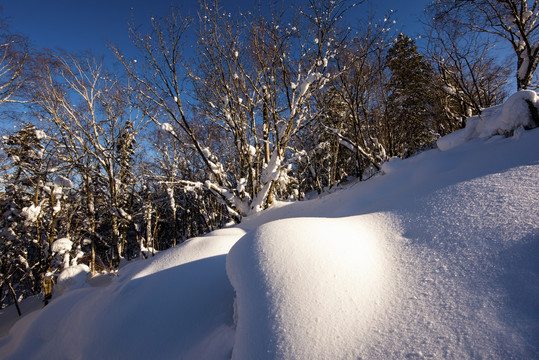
381, 156, 404, 174
0, 229, 244, 360
226, 215, 398, 360
0, 296, 42, 338
438, 90, 538, 151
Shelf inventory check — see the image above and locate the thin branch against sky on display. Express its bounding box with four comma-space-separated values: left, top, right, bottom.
1, 0, 430, 57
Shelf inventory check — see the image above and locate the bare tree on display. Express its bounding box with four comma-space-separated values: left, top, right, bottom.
426, 21, 509, 133
316, 14, 395, 184
115, 0, 359, 218
428, 0, 539, 90
31, 52, 145, 269
0, 17, 29, 105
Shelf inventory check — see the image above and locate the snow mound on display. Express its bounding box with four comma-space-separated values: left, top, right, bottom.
226, 215, 398, 360
438, 90, 538, 151
54, 264, 90, 296
1, 122, 538, 359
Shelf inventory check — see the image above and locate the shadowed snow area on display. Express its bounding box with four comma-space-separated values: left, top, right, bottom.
0, 112, 538, 357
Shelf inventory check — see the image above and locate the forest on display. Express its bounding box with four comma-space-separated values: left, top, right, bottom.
1, 0, 537, 310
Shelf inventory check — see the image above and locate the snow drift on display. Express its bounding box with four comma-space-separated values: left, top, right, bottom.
0, 93, 538, 359
227, 216, 400, 360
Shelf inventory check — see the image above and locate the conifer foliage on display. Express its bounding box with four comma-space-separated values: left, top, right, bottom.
385, 34, 436, 157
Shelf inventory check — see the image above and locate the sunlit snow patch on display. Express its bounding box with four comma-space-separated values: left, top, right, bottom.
226, 215, 397, 360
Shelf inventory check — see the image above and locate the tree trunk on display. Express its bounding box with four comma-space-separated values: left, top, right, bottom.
7, 282, 22, 316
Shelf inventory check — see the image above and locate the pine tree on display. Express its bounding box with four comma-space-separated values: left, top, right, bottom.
385, 34, 436, 157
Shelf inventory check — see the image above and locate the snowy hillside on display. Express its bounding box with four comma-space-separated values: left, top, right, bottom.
1, 93, 538, 359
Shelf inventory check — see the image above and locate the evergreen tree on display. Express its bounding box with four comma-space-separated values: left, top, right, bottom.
385, 34, 436, 157
0, 125, 48, 308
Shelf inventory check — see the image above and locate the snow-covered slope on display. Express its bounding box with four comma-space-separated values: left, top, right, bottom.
0, 101, 538, 359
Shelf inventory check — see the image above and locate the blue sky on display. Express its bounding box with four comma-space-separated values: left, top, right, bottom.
1, 0, 430, 57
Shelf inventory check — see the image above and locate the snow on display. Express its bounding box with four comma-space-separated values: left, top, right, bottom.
380, 156, 404, 174
248, 144, 256, 157
1, 96, 538, 359
52, 201, 61, 216
519, 53, 530, 79
53, 175, 71, 188
160, 122, 176, 136
50, 238, 72, 254
226, 216, 396, 359
438, 90, 538, 151
0, 297, 42, 338
34, 129, 47, 140
21, 204, 41, 223
250, 150, 282, 213
54, 264, 90, 296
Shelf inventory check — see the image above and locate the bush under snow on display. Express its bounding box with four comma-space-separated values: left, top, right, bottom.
54, 264, 90, 296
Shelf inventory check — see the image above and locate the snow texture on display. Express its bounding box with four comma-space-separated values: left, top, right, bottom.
438, 90, 538, 151
227, 216, 397, 360
1, 96, 538, 359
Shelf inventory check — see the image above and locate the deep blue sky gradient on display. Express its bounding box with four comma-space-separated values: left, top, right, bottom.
2, 0, 430, 58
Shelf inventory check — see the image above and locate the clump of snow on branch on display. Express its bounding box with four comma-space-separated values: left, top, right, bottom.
34, 129, 47, 140
21, 204, 41, 223
53, 175, 72, 188
160, 122, 176, 137
248, 150, 282, 213
51, 237, 73, 254
51, 237, 74, 269
202, 147, 226, 177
